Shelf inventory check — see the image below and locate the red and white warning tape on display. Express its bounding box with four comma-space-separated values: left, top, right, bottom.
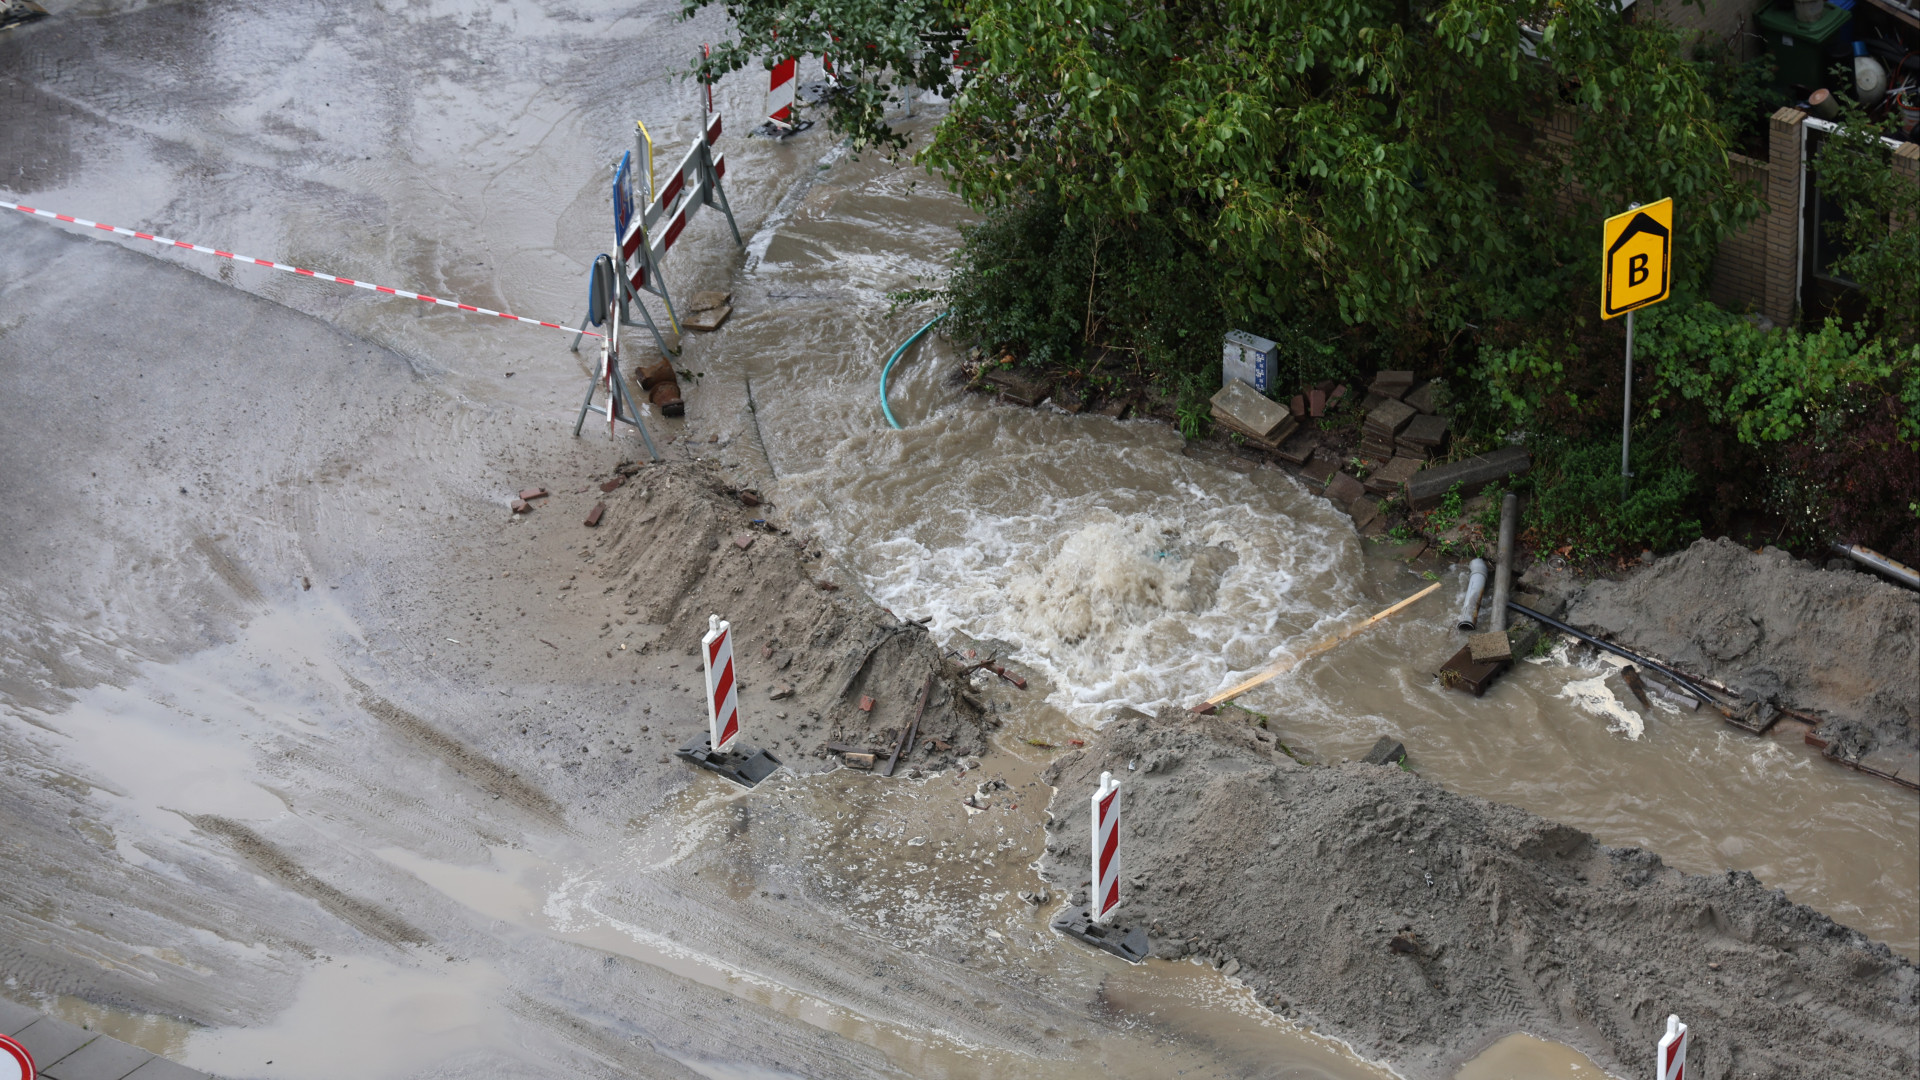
1, 200, 601, 338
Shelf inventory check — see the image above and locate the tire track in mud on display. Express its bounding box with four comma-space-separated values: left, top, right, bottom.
341, 674, 566, 829
585, 865, 1070, 1061
259, 741, 499, 859
185, 814, 431, 948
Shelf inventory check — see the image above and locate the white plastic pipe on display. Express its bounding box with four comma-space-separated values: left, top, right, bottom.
1457, 558, 1489, 631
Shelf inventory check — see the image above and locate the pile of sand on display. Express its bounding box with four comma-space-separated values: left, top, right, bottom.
1041, 710, 1918, 1080
1560, 538, 1919, 756
592, 460, 999, 770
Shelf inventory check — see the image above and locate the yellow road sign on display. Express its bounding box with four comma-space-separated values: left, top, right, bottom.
1601, 197, 1673, 319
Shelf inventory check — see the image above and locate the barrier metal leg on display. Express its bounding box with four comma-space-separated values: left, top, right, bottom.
572, 374, 598, 436
709, 169, 744, 248
612, 363, 663, 462
622, 277, 680, 358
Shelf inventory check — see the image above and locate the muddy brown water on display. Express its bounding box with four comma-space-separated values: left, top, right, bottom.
0, 2, 1913, 1078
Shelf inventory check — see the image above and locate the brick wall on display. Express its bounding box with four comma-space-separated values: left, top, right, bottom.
1708, 152, 1774, 312
1760, 106, 1806, 324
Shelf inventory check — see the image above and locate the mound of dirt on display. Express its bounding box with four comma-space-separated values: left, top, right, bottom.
1559, 538, 1919, 755
1040, 711, 1918, 1080
593, 460, 997, 770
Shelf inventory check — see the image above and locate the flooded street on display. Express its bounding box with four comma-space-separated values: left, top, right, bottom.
1, 2, 1913, 1079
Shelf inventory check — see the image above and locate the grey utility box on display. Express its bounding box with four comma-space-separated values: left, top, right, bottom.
1222, 329, 1277, 393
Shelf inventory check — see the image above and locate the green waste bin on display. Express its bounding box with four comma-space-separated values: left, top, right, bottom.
1755, 0, 1855, 97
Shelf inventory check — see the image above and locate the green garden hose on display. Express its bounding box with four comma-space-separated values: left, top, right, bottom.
879, 311, 949, 430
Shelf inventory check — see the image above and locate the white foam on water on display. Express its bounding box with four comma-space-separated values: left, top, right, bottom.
827, 472, 1356, 726
1556, 674, 1645, 740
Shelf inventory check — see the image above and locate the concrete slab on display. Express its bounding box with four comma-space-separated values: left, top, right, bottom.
11, 1017, 95, 1069
42, 1035, 155, 1080
0, 998, 40, 1035
120, 1057, 211, 1080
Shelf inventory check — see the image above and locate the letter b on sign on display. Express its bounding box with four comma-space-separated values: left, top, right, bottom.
1601, 197, 1674, 319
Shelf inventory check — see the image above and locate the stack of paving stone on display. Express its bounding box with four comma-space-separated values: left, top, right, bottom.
1364, 454, 1424, 497
1210, 379, 1297, 450
1362, 397, 1415, 460
1396, 413, 1450, 460
1367, 369, 1416, 400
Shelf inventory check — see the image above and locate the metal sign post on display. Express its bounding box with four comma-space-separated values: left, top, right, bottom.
1600, 197, 1674, 498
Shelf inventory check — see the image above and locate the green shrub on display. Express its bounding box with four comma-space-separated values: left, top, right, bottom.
1523, 435, 1701, 560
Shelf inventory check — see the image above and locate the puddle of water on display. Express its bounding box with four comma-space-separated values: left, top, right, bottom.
35, 995, 193, 1060
183, 956, 514, 1080
1455, 1032, 1615, 1080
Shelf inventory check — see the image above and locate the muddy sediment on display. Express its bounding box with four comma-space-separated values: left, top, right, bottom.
1551, 538, 1919, 756
1041, 710, 1920, 1080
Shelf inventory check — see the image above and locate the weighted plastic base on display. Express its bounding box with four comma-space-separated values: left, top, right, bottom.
1051, 904, 1150, 964
676, 733, 781, 788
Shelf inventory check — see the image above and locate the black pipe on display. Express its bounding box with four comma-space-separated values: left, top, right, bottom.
1506, 602, 1720, 706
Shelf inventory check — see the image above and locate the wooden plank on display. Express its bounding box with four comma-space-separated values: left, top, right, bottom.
883, 673, 934, 777
1202, 582, 1441, 706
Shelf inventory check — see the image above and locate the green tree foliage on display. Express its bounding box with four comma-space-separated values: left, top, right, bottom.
921, 0, 1761, 343
1637, 303, 1920, 446
685, 0, 969, 155
1811, 111, 1920, 344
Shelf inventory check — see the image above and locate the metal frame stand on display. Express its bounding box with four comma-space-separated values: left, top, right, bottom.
572, 299, 663, 460
573, 112, 743, 358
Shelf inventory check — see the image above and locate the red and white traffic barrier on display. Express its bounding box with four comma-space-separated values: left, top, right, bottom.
704, 614, 743, 753
1091, 770, 1122, 923
1657, 1015, 1688, 1080
674, 612, 780, 786
1, 200, 598, 339
0, 1032, 34, 1080
767, 55, 798, 128
584, 105, 742, 360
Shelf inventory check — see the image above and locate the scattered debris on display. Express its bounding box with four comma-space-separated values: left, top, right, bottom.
519, 487, 549, 501
511, 498, 531, 514
600, 476, 626, 493
584, 502, 606, 527
858, 695, 875, 712
1468, 631, 1513, 664
1361, 737, 1407, 767
1619, 665, 1652, 709
984, 367, 1054, 407
733, 533, 756, 550
842, 752, 876, 770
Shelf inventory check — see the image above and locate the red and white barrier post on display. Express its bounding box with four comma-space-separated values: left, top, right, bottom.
704, 614, 743, 753
1657, 1015, 1688, 1080
767, 55, 797, 129
1091, 771, 1122, 923
673, 613, 781, 787
1051, 769, 1147, 962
